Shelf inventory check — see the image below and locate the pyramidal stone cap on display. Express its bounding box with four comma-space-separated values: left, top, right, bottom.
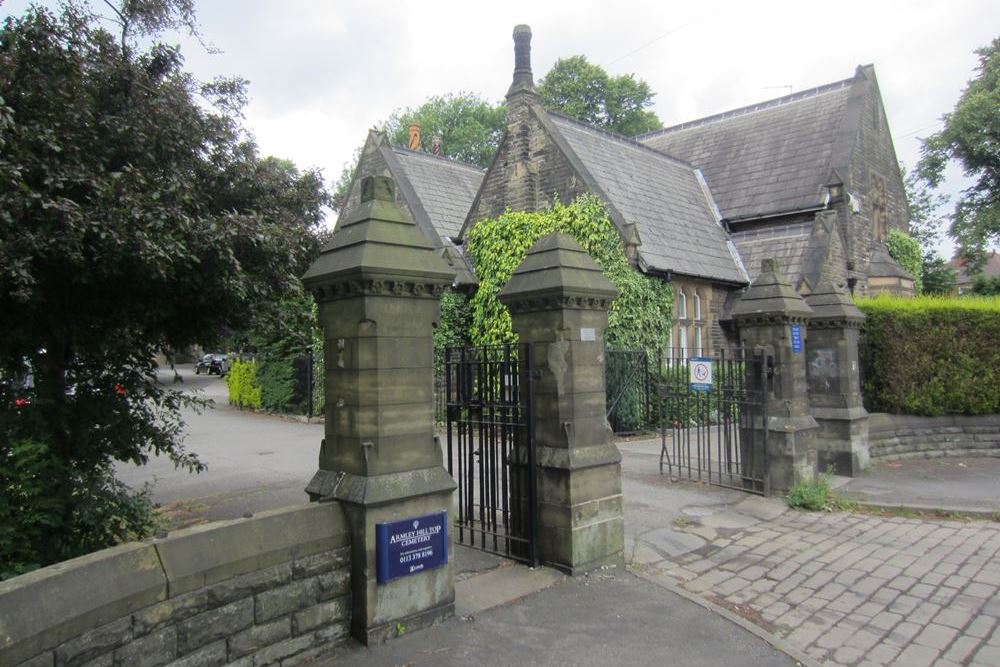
732, 258, 813, 321
499, 232, 618, 306
804, 279, 865, 324
301, 175, 455, 296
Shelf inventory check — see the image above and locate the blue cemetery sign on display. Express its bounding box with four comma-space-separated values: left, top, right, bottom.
790, 324, 803, 353
376, 511, 449, 584
689, 356, 713, 392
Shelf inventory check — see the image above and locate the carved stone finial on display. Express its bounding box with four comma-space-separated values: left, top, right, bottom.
408, 122, 421, 151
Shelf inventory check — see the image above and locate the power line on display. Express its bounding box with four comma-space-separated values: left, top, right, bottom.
606, 0, 736, 67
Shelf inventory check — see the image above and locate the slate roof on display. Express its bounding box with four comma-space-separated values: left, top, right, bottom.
730, 220, 814, 285
389, 146, 485, 242
639, 78, 855, 222
544, 111, 748, 284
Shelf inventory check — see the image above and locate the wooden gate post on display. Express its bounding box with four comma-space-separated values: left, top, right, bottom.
732, 259, 818, 494
301, 176, 456, 644
499, 232, 623, 574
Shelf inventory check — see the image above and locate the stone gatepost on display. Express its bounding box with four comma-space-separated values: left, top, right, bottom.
301, 176, 457, 644
805, 280, 870, 476
732, 259, 818, 494
498, 232, 624, 574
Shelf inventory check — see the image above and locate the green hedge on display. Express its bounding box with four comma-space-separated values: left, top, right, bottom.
858, 294, 1000, 415
226, 359, 263, 410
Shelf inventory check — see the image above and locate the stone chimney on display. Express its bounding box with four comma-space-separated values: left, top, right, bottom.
431, 134, 442, 156
506, 24, 537, 99
408, 122, 421, 151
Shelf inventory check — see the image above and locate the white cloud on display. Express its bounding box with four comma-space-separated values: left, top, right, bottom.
4, 0, 998, 253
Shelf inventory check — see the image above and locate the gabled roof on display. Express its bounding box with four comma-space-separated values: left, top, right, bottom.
639, 73, 864, 223
541, 110, 748, 284
389, 146, 485, 242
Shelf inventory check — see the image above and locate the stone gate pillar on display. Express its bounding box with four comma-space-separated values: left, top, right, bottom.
805, 280, 870, 476
498, 232, 624, 574
301, 176, 456, 644
732, 259, 818, 494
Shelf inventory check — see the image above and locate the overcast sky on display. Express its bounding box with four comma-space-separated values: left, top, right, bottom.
4, 0, 999, 254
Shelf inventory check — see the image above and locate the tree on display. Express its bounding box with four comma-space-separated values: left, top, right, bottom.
921, 256, 958, 295
901, 163, 956, 294
538, 55, 662, 136
330, 93, 505, 212
918, 37, 1000, 270
0, 2, 327, 574
970, 274, 1000, 296
384, 93, 505, 168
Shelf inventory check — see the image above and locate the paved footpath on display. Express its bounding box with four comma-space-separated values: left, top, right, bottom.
631, 498, 1000, 667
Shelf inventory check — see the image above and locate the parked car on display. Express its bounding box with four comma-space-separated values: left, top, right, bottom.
195, 353, 228, 376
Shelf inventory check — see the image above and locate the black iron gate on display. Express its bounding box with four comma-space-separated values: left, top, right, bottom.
657, 348, 770, 495
443, 344, 539, 565
605, 348, 651, 434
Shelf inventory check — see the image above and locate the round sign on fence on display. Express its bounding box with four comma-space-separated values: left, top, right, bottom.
689, 357, 713, 392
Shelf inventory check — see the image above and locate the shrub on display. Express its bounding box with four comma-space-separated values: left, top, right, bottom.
858, 294, 1000, 415
226, 359, 263, 410
0, 440, 155, 580
258, 355, 297, 413
786, 474, 832, 511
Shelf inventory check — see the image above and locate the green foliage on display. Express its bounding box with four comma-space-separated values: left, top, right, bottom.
918, 37, 1000, 267
858, 294, 1000, 415
971, 274, 1000, 295
434, 290, 472, 352
539, 55, 662, 136
901, 163, 950, 254
1, 440, 155, 580
921, 255, 958, 295
466, 194, 673, 351
257, 356, 296, 413
385, 93, 506, 168
311, 303, 324, 418
226, 359, 262, 410
786, 474, 832, 511
0, 1, 327, 566
886, 229, 923, 293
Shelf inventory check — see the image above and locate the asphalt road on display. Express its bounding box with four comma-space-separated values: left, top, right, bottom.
114, 365, 322, 527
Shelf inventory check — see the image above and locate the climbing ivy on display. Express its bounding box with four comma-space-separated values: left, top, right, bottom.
465, 194, 674, 351
886, 229, 924, 294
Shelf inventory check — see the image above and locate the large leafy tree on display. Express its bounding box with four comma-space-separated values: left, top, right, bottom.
0, 2, 327, 572
385, 93, 506, 168
538, 55, 662, 136
918, 37, 1000, 270
331, 93, 504, 212
901, 164, 957, 294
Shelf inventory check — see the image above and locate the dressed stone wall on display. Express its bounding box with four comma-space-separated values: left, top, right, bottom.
869, 413, 1000, 462
0, 503, 351, 667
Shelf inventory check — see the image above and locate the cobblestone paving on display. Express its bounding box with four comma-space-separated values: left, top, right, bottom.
636, 509, 1000, 666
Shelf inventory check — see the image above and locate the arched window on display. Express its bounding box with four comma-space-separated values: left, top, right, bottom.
677, 290, 687, 320
679, 327, 688, 359
693, 293, 702, 321
695, 327, 703, 356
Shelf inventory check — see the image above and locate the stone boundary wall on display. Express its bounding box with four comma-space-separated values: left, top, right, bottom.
869, 413, 1000, 462
0, 503, 351, 667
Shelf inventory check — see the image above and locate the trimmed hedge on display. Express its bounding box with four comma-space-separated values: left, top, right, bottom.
857, 294, 1000, 415
225, 359, 263, 410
